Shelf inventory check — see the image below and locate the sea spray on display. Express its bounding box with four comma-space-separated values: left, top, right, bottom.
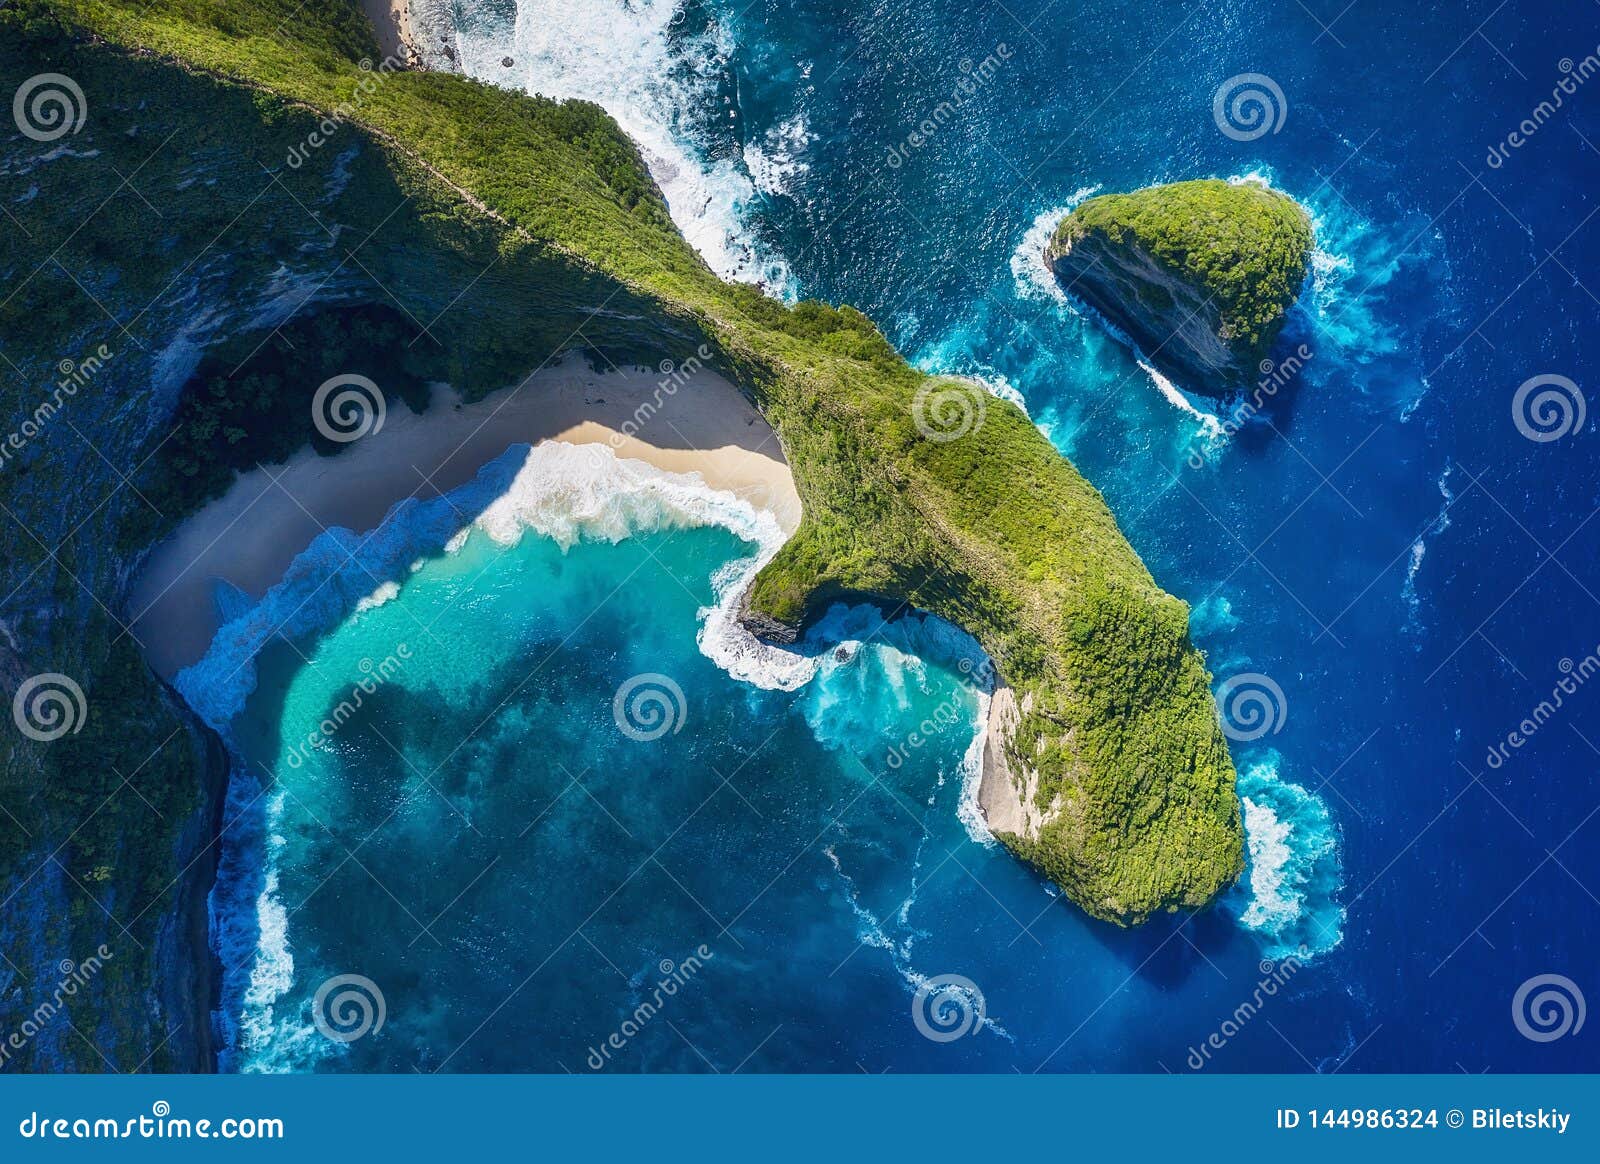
450, 0, 792, 292
1230, 756, 1346, 959
1010, 196, 1224, 440
177, 443, 778, 728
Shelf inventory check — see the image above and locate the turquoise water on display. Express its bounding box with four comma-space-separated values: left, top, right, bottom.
188, 0, 1600, 1073
192, 442, 1325, 1072
194, 444, 1010, 1071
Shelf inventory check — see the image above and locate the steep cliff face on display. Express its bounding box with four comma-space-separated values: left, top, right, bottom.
1046, 179, 1312, 396
0, 17, 694, 1070
2, 2, 1248, 1077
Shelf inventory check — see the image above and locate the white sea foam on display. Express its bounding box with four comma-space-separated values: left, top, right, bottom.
177, 442, 781, 729
743, 113, 813, 197
354, 580, 401, 612
451, 0, 792, 293
1134, 355, 1225, 438
956, 688, 995, 846
1403, 465, 1455, 633
1011, 190, 1223, 437
822, 847, 1013, 1043
1009, 190, 1099, 304
1231, 755, 1345, 960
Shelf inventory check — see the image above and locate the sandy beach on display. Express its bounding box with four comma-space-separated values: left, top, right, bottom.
360, 0, 419, 65
130, 359, 801, 678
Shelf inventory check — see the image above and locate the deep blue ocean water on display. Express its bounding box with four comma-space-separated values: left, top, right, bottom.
196, 0, 1599, 1071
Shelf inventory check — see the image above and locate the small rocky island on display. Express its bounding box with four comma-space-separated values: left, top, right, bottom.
1046, 179, 1313, 395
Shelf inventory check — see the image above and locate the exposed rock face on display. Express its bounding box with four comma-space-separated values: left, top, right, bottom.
1046, 179, 1312, 396
736, 599, 801, 645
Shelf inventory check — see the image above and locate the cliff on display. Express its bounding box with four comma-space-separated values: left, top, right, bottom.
1046, 179, 1312, 395
0, 0, 1243, 1070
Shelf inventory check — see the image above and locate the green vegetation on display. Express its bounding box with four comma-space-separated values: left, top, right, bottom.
0, 0, 1244, 1066
1051, 178, 1312, 350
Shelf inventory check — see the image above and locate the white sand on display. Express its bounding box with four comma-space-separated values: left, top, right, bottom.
360, 0, 420, 65
130, 358, 801, 678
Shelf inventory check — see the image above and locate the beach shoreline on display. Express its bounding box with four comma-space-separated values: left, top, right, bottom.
129, 358, 801, 678
360, 0, 419, 65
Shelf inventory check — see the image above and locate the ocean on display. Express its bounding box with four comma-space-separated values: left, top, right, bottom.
192, 0, 1599, 1071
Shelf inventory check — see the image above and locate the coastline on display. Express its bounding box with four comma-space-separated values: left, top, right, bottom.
359, 0, 419, 65
130, 358, 801, 679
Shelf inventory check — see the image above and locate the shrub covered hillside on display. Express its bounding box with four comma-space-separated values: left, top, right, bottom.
1047, 179, 1312, 395
0, 0, 1243, 1067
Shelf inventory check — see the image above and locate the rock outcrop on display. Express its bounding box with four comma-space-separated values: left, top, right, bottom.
1046, 179, 1312, 396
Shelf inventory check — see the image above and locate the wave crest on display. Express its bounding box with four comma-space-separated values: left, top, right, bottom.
1231, 756, 1346, 959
